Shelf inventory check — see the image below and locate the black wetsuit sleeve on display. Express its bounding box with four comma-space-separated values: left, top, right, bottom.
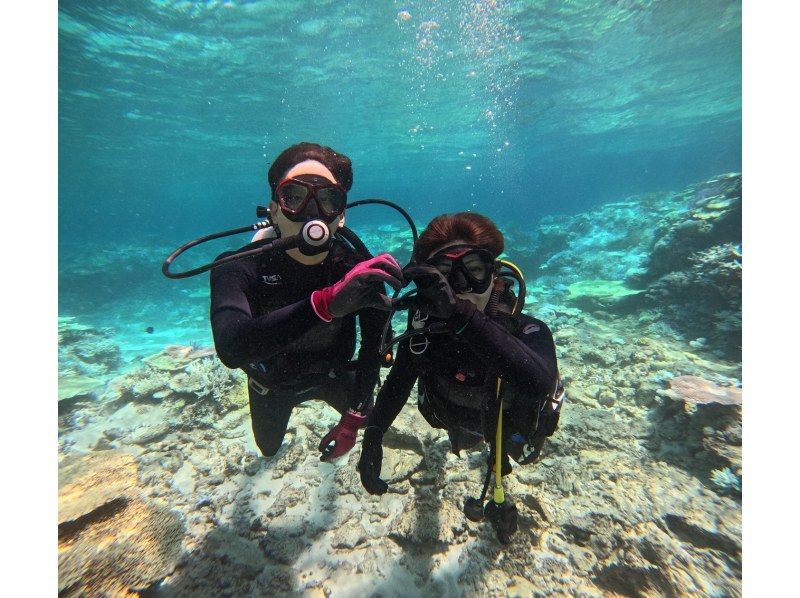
209, 257, 321, 368
366, 339, 419, 433
458, 309, 559, 400
352, 306, 386, 411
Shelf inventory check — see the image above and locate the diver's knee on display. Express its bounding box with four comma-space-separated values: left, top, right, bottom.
254, 435, 283, 458
252, 423, 287, 457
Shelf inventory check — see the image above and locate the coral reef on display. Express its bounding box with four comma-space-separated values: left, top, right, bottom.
635, 174, 741, 284
58, 451, 139, 523
143, 345, 216, 372
58, 451, 137, 525
648, 375, 742, 494
565, 279, 644, 312
632, 175, 742, 360
520, 173, 742, 360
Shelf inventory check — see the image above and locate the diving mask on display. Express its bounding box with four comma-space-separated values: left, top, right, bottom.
275, 174, 347, 222
427, 245, 496, 294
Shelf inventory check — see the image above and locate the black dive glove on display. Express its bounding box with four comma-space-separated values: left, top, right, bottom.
403, 264, 476, 324
358, 426, 388, 495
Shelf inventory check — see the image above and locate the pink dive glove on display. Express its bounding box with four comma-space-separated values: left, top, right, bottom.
319, 409, 367, 461
310, 253, 403, 322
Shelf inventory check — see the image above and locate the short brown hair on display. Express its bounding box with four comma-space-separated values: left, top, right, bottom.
267, 142, 353, 193
413, 212, 504, 263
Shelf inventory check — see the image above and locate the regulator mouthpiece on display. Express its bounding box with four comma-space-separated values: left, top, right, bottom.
299, 220, 332, 256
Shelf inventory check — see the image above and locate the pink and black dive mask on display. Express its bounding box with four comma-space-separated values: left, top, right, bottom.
274, 174, 348, 222
427, 244, 496, 294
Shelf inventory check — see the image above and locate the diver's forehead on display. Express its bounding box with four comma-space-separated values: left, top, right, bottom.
427, 239, 470, 261
283, 160, 337, 184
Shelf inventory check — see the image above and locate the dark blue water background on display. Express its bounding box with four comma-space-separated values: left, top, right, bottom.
58, 0, 741, 354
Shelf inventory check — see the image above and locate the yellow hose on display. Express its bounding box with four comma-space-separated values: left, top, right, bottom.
493, 378, 505, 504
491, 260, 526, 504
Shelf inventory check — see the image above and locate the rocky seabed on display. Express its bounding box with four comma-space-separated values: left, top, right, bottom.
58, 174, 742, 597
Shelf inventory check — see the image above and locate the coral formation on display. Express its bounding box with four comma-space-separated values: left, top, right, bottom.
521, 173, 741, 360
103, 346, 245, 415
58, 317, 121, 405
632, 174, 742, 360
58, 450, 138, 523
710, 467, 742, 496
58, 451, 185, 596
649, 375, 742, 492
566, 279, 644, 311
664, 375, 742, 406
60, 498, 184, 597
143, 345, 216, 372
185, 357, 239, 401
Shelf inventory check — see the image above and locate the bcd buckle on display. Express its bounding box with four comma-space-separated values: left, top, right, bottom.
248, 377, 270, 396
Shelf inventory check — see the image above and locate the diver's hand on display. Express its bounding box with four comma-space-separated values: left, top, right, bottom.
402, 264, 458, 319
403, 264, 477, 324
311, 253, 403, 322
507, 432, 546, 465
358, 426, 388, 495
319, 409, 366, 462
508, 399, 562, 465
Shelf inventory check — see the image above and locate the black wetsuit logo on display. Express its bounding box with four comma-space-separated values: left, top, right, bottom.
261, 274, 282, 285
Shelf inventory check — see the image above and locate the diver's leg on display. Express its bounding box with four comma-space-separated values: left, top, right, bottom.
447, 425, 483, 455
319, 371, 356, 415
248, 382, 296, 458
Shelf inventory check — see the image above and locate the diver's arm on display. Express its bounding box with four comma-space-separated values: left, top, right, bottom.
366, 339, 419, 433
358, 337, 419, 495
456, 305, 559, 398
317, 302, 388, 462
352, 304, 387, 412
209, 259, 321, 368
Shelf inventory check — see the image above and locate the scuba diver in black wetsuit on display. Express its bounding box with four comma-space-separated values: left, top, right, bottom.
358, 212, 565, 543
208, 143, 402, 460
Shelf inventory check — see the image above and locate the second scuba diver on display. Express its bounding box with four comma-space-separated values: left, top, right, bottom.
210, 142, 402, 461
358, 212, 564, 541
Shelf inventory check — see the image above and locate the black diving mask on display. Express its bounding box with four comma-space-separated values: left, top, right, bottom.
427, 245, 496, 294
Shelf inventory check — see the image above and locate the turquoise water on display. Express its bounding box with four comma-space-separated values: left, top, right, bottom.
58, 2, 742, 596
59, 0, 740, 351
59, 0, 740, 243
